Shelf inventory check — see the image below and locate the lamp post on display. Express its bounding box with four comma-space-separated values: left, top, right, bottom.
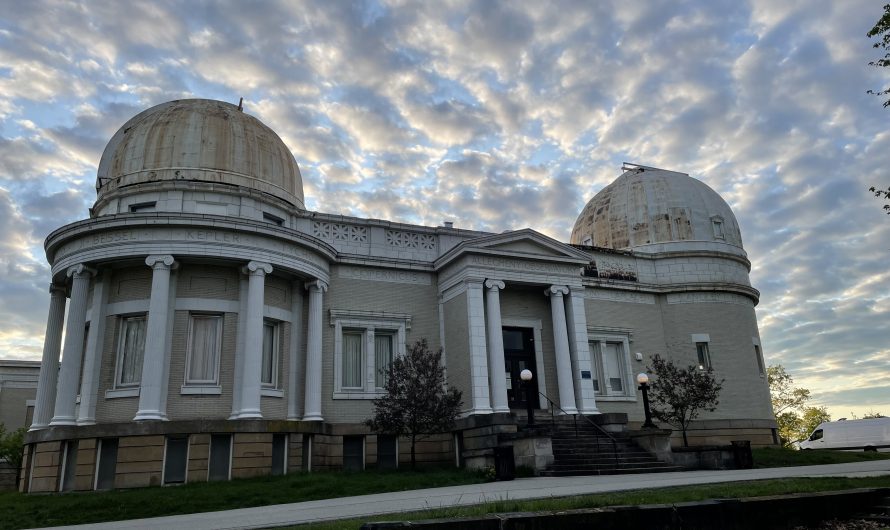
637, 373, 656, 429
520, 369, 534, 427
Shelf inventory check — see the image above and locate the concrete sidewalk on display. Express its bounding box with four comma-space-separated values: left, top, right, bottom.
39, 460, 890, 530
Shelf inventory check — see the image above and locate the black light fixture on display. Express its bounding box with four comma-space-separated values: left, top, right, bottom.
637, 372, 656, 429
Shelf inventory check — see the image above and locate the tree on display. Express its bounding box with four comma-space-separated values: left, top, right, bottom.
0, 423, 26, 484
867, 4, 890, 108
867, 5, 890, 214
767, 365, 831, 447
366, 339, 462, 469
646, 355, 724, 447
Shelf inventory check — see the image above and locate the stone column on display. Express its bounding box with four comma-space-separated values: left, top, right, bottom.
466, 279, 493, 414
303, 279, 327, 421
135, 255, 177, 421
545, 285, 578, 415
237, 261, 272, 419
50, 264, 96, 426
287, 281, 304, 420
77, 270, 110, 425
30, 284, 67, 430
230, 274, 249, 419
484, 280, 509, 413
565, 287, 599, 414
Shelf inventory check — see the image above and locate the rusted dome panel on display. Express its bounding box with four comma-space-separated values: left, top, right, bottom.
571, 167, 743, 251
96, 99, 304, 209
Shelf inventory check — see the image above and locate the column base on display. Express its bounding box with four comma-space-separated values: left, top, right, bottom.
232, 410, 263, 420
133, 411, 168, 421
28, 423, 47, 431
49, 416, 77, 426
556, 407, 580, 415
302, 413, 324, 421
580, 408, 601, 415
76, 419, 96, 426
492, 405, 511, 413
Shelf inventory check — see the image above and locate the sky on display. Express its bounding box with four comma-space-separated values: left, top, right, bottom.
0, 0, 888, 420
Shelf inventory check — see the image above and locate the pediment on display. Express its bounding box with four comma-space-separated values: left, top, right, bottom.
435, 228, 591, 270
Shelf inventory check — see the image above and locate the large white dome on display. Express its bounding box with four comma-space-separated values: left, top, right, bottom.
571, 165, 743, 251
96, 99, 304, 208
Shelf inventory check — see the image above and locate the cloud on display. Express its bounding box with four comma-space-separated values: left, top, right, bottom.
0, 0, 887, 414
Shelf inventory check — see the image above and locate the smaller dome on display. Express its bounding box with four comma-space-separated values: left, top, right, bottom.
96, 99, 304, 208
571, 165, 743, 251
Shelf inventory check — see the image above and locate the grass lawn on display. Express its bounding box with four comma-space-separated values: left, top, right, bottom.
752, 447, 890, 468
0, 468, 485, 530
291, 476, 890, 530
2, 448, 888, 529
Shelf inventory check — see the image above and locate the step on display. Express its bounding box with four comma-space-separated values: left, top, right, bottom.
540, 466, 684, 477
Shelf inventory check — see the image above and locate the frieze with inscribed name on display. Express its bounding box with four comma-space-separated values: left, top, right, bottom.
469, 255, 580, 275
338, 266, 431, 285
585, 289, 655, 304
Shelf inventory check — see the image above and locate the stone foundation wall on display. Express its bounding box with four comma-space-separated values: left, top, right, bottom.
115, 435, 164, 489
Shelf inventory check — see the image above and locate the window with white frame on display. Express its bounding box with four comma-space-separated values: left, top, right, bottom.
261, 320, 279, 388
588, 332, 634, 400
692, 333, 712, 370
116, 315, 146, 387
330, 310, 409, 398
185, 314, 222, 385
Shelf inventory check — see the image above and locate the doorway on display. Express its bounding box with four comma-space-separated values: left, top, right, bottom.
502, 327, 539, 409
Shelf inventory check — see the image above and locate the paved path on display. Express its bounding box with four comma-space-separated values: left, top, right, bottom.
39, 460, 890, 530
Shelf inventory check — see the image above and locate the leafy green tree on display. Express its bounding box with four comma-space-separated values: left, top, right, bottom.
646, 355, 724, 447
0, 423, 27, 483
867, 5, 890, 214
366, 339, 462, 469
867, 3, 890, 107
767, 365, 831, 446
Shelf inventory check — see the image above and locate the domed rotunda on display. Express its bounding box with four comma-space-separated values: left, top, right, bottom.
571, 164, 743, 254
22, 102, 775, 493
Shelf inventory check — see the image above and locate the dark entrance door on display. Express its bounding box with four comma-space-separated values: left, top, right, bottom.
502, 327, 539, 409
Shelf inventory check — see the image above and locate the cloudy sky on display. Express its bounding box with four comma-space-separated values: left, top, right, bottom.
1, 0, 888, 419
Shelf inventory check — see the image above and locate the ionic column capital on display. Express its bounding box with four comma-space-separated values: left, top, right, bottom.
145, 255, 177, 270
243, 261, 273, 276
305, 279, 328, 293
545, 285, 570, 297
484, 279, 505, 291
66, 264, 96, 279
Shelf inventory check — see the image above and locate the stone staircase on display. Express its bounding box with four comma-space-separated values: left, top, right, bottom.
535, 417, 683, 477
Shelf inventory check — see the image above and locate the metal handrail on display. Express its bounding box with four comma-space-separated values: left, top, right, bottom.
535, 391, 620, 467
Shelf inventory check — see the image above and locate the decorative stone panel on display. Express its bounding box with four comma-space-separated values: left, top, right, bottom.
385, 230, 437, 251
312, 221, 368, 243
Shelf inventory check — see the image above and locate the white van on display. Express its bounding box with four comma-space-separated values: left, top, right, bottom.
799, 417, 890, 452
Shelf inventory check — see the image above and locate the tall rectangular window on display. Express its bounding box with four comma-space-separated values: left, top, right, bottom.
186, 315, 222, 384
696, 342, 712, 370
342, 331, 363, 388
375, 333, 394, 388
603, 342, 625, 393
262, 321, 279, 388
116, 316, 146, 387
754, 344, 765, 375
589, 336, 632, 399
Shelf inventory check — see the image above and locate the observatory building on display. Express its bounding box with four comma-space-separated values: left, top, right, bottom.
22, 99, 774, 492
